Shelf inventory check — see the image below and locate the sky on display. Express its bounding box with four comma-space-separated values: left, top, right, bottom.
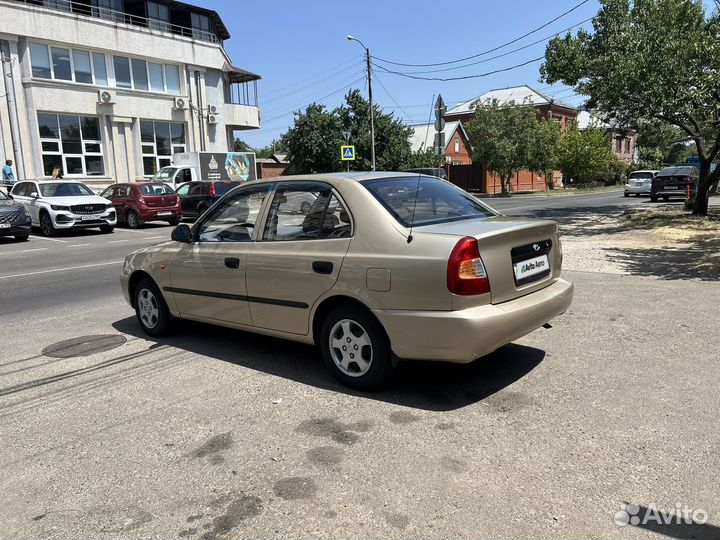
201, 0, 604, 149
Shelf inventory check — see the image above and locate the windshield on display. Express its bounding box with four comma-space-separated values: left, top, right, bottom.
139, 184, 176, 196
153, 168, 177, 181
629, 172, 653, 179
0, 190, 8, 201
362, 176, 497, 227
39, 183, 95, 197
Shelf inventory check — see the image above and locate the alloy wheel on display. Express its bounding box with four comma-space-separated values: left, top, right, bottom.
127, 211, 139, 229
138, 288, 160, 329
329, 319, 373, 377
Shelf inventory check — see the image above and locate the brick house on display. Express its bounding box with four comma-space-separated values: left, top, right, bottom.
577, 111, 637, 164
409, 120, 473, 165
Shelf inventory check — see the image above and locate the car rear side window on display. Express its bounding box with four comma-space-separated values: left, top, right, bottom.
362, 176, 496, 227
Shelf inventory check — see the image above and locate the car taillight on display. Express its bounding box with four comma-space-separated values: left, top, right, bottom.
138, 195, 145, 204
209, 183, 216, 197
447, 236, 490, 295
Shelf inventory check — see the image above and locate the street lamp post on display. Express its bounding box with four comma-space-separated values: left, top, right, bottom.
346, 35, 375, 171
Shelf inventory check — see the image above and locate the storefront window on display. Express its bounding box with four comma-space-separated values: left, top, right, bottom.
38, 113, 104, 177
140, 120, 186, 176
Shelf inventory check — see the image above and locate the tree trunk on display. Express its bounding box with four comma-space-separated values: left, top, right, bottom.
500, 174, 509, 195
692, 159, 719, 216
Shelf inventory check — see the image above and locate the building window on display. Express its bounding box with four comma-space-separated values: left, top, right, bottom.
147, 1, 170, 32
91, 0, 124, 22
454, 138, 460, 153
50, 47, 72, 81
191, 12, 211, 40
131, 58, 149, 91
37, 113, 105, 177
113, 55, 132, 88
165, 64, 181, 95
93, 53, 108, 86
624, 138, 631, 153
140, 120, 186, 176
29, 43, 51, 79
148, 62, 164, 92
615, 138, 622, 152
72, 50, 92, 84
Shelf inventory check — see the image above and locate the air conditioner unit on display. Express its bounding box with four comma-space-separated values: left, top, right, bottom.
207, 104, 220, 115
207, 113, 219, 125
173, 97, 188, 110
97, 90, 117, 104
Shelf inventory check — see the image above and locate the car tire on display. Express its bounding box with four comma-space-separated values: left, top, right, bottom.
650, 196, 658, 202
624, 193, 629, 197
663, 195, 670, 201
127, 210, 141, 229
300, 201, 312, 214
134, 277, 173, 337
14, 233, 29, 242
100, 225, 115, 233
39, 212, 56, 237
319, 305, 394, 390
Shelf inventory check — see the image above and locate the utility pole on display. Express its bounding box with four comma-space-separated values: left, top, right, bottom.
347, 36, 375, 171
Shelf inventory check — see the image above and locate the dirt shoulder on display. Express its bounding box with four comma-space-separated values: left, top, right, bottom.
560, 207, 720, 280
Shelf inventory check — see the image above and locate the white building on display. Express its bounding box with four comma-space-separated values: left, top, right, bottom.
0, 0, 260, 188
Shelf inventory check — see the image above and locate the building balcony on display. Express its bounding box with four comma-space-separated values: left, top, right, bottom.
224, 103, 260, 130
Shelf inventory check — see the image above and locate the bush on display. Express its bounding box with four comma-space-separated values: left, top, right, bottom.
684, 195, 696, 211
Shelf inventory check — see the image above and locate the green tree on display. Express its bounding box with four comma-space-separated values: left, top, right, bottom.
254, 139, 286, 159
281, 103, 343, 174
233, 138, 252, 152
556, 123, 615, 184
464, 99, 537, 194
405, 148, 440, 169
526, 116, 562, 188
336, 89, 413, 171
541, 0, 720, 215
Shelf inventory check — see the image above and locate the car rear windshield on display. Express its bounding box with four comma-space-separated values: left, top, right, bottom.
213, 181, 239, 195
40, 183, 94, 197
362, 176, 497, 227
657, 167, 697, 177
139, 184, 175, 196
629, 172, 653, 179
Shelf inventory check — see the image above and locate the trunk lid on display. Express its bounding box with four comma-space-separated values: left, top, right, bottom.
417, 217, 561, 306
143, 195, 178, 208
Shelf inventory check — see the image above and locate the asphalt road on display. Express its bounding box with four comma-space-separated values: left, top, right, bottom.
1, 189, 718, 539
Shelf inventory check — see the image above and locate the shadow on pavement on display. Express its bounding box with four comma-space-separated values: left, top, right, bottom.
113, 316, 545, 412
629, 505, 720, 540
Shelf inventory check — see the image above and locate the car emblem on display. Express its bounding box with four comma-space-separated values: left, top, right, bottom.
86, 205, 93, 211
533, 243, 541, 252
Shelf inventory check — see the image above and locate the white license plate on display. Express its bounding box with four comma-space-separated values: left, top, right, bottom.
81, 214, 101, 221
0, 223, 10, 229
156, 211, 172, 216
514, 254, 550, 282
665, 185, 678, 190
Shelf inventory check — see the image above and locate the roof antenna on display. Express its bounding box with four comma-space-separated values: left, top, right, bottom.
408, 94, 437, 244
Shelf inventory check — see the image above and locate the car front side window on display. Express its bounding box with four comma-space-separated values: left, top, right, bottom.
196, 185, 271, 242
176, 184, 190, 196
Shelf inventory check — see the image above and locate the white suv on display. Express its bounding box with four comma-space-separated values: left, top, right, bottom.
11, 180, 116, 236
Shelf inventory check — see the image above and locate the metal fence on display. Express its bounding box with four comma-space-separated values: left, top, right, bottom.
13, 0, 220, 44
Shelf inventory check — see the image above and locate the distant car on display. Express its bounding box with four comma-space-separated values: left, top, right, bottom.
175, 180, 240, 220
281, 191, 317, 214
0, 190, 32, 241
624, 170, 658, 197
101, 182, 181, 229
120, 172, 573, 390
10, 180, 116, 236
651, 166, 698, 202
404, 167, 448, 180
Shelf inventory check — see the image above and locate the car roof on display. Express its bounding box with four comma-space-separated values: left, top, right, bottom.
248, 171, 433, 185
35, 179, 86, 183
629, 170, 658, 174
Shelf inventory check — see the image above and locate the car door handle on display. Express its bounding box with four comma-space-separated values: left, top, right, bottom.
312, 261, 333, 274
224, 257, 240, 269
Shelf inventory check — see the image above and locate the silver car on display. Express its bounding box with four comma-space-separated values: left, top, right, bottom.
120, 173, 573, 389
624, 170, 658, 197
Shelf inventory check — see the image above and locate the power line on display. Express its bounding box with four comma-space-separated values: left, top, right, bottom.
372, 73, 416, 125
372, 56, 545, 82
390, 17, 593, 75
260, 56, 363, 99
373, 0, 591, 67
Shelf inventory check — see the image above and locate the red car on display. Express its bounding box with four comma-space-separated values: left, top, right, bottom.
101, 182, 181, 228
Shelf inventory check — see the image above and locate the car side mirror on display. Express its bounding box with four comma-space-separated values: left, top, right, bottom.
30, 191, 39, 198
171, 223, 193, 243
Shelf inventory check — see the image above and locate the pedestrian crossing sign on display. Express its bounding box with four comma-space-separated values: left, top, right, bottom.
341, 145, 356, 161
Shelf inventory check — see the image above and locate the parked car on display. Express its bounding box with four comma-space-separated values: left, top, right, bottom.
121, 172, 573, 390
404, 167, 448, 180
100, 182, 181, 229
175, 180, 240, 220
0, 190, 32, 241
624, 170, 658, 197
11, 180, 116, 236
651, 166, 699, 202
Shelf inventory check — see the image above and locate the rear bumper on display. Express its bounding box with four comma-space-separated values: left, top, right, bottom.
138, 208, 181, 221
374, 278, 574, 363
625, 185, 650, 194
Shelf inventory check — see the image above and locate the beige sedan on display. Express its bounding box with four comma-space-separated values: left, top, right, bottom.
120, 172, 573, 389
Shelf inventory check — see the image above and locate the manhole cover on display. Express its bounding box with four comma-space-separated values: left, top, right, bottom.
42, 335, 127, 359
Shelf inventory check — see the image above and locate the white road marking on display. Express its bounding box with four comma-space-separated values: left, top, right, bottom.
29, 235, 67, 243
0, 261, 122, 280
0, 248, 48, 255
108, 240, 129, 243
68, 243, 91, 248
